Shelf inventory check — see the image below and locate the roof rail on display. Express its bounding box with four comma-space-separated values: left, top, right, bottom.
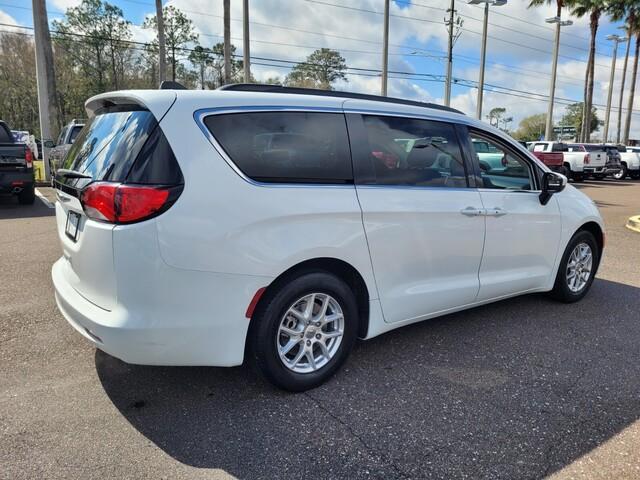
218, 83, 464, 115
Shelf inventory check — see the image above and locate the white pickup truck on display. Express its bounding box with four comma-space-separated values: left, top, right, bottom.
565, 144, 608, 181
528, 141, 604, 182
615, 146, 640, 179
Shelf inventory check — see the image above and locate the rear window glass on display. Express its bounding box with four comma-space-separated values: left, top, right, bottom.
582, 145, 602, 152
0, 124, 11, 143
69, 125, 83, 144
61, 108, 157, 188
204, 112, 352, 183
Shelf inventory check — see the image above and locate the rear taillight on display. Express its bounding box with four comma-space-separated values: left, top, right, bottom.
583, 154, 590, 165
81, 182, 180, 224
25, 147, 33, 168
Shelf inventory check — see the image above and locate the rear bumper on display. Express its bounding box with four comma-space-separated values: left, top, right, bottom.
0, 171, 33, 194
583, 165, 620, 174
52, 257, 269, 367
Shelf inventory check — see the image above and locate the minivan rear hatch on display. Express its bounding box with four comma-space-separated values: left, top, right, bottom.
54, 94, 179, 310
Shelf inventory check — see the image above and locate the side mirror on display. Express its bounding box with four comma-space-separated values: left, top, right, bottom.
539, 171, 567, 205
43, 139, 55, 148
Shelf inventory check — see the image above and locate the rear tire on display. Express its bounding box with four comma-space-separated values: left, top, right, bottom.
612, 163, 627, 180
572, 172, 584, 183
249, 271, 358, 392
18, 185, 35, 205
549, 230, 599, 303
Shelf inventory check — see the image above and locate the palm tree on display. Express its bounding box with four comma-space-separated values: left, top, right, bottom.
609, 2, 640, 144
528, 0, 567, 21
570, 1, 605, 142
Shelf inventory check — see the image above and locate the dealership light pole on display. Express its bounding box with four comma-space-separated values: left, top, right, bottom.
381, 0, 390, 96
468, 0, 506, 120
603, 34, 626, 143
544, 15, 572, 140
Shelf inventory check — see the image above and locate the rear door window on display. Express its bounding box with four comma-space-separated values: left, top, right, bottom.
204, 112, 352, 183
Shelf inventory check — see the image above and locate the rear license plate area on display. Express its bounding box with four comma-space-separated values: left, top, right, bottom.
65, 210, 81, 242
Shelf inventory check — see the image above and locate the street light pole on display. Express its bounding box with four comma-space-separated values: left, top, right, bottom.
468, 0, 507, 120
544, 16, 572, 141
603, 35, 626, 143
381, 0, 390, 96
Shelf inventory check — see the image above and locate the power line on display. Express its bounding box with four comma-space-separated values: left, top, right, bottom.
1, 0, 627, 73
299, 0, 628, 72
2, 24, 639, 117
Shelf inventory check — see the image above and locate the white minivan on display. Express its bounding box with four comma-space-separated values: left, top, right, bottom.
52, 85, 604, 391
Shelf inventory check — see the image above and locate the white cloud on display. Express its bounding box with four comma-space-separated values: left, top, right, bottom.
0, 10, 26, 33
49, 0, 82, 11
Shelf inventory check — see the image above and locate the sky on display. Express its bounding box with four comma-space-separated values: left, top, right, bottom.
1, 0, 639, 139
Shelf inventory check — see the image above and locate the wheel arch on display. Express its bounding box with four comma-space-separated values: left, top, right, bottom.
248, 257, 371, 341
573, 221, 604, 277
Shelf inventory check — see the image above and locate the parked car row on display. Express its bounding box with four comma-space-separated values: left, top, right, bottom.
525, 141, 633, 182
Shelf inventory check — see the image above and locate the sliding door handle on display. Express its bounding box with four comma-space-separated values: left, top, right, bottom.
460, 206, 485, 217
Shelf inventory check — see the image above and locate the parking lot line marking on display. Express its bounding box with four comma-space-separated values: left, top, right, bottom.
35, 188, 55, 209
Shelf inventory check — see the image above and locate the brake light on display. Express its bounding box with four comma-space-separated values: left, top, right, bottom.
24, 147, 33, 168
81, 182, 178, 224
584, 154, 590, 164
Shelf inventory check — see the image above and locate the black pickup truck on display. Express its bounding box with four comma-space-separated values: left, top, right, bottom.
0, 120, 35, 204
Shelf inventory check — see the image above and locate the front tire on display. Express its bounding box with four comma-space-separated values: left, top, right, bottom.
250, 272, 358, 392
550, 230, 599, 303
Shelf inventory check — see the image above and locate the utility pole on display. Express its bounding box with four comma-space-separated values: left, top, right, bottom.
544, 16, 572, 141
243, 0, 250, 83
603, 35, 626, 143
468, 0, 507, 120
155, 0, 166, 85
444, 0, 455, 106
32, 0, 59, 182
381, 0, 389, 96
616, 34, 631, 144
223, 0, 231, 85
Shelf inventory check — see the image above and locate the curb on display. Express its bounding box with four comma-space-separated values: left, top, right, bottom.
626, 215, 640, 233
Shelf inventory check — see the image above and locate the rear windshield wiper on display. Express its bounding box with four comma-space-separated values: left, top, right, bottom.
56, 168, 92, 179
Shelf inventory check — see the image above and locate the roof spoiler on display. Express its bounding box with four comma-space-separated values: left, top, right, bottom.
160, 81, 187, 90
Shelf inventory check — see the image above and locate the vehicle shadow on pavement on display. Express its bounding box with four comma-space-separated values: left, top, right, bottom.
0, 195, 54, 219
96, 278, 640, 479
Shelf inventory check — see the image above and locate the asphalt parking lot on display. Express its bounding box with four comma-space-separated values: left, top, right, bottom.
1, 181, 639, 480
